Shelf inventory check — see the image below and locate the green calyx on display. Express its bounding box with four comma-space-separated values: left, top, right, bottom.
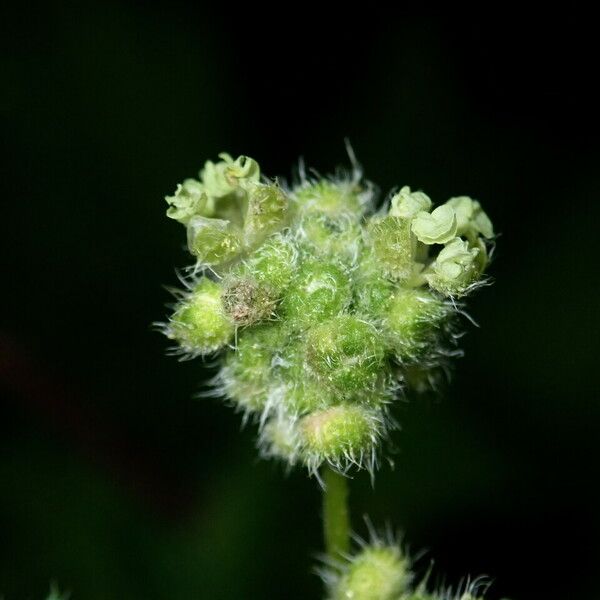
162, 152, 495, 475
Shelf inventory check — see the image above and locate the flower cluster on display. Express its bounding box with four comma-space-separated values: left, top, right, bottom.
160, 153, 494, 477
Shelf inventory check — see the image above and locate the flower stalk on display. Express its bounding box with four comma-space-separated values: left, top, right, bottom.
322, 467, 351, 562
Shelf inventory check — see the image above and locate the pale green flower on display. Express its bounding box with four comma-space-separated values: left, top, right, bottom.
411, 205, 457, 245
200, 153, 260, 198
446, 196, 494, 239
389, 186, 432, 219
426, 237, 481, 296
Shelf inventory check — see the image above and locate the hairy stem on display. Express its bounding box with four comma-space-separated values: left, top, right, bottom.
323, 466, 350, 561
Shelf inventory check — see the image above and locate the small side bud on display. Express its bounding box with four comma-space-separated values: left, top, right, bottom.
300, 404, 384, 473
384, 288, 450, 364
306, 315, 385, 398
281, 259, 351, 328
425, 237, 482, 297
186, 216, 243, 266
411, 205, 457, 245
331, 545, 412, 600
166, 278, 233, 356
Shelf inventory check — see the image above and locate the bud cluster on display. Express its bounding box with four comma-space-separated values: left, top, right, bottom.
161, 153, 494, 476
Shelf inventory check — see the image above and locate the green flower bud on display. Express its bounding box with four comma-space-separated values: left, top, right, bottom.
412, 205, 457, 245
167, 278, 233, 356
306, 315, 386, 398
165, 178, 214, 225
389, 186, 432, 219
369, 216, 417, 282
293, 180, 366, 218
384, 288, 450, 364
296, 212, 362, 263
221, 325, 284, 414
281, 259, 351, 328
300, 404, 384, 472
425, 237, 481, 297
243, 182, 288, 247
331, 545, 411, 600
446, 196, 494, 240
187, 216, 243, 266
222, 277, 277, 326
243, 233, 297, 293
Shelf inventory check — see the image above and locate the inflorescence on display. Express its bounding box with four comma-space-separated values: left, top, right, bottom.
160, 152, 494, 478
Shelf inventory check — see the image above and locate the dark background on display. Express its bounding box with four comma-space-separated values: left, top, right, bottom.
1, 5, 598, 599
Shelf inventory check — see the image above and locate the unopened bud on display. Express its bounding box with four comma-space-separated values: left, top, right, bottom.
167, 278, 233, 355
281, 259, 351, 328
384, 288, 450, 364
306, 315, 385, 398
332, 544, 411, 600
300, 404, 383, 472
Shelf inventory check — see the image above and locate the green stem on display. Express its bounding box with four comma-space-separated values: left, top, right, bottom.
322, 466, 350, 560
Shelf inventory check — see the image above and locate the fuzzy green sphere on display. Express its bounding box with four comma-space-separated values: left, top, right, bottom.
306, 315, 386, 397
166, 278, 233, 355
300, 405, 383, 470
244, 233, 297, 292
384, 288, 451, 364
332, 545, 411, 600
281, 258, 351, 329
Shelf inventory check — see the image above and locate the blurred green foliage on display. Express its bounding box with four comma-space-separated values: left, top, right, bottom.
1, 5, 598, 599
